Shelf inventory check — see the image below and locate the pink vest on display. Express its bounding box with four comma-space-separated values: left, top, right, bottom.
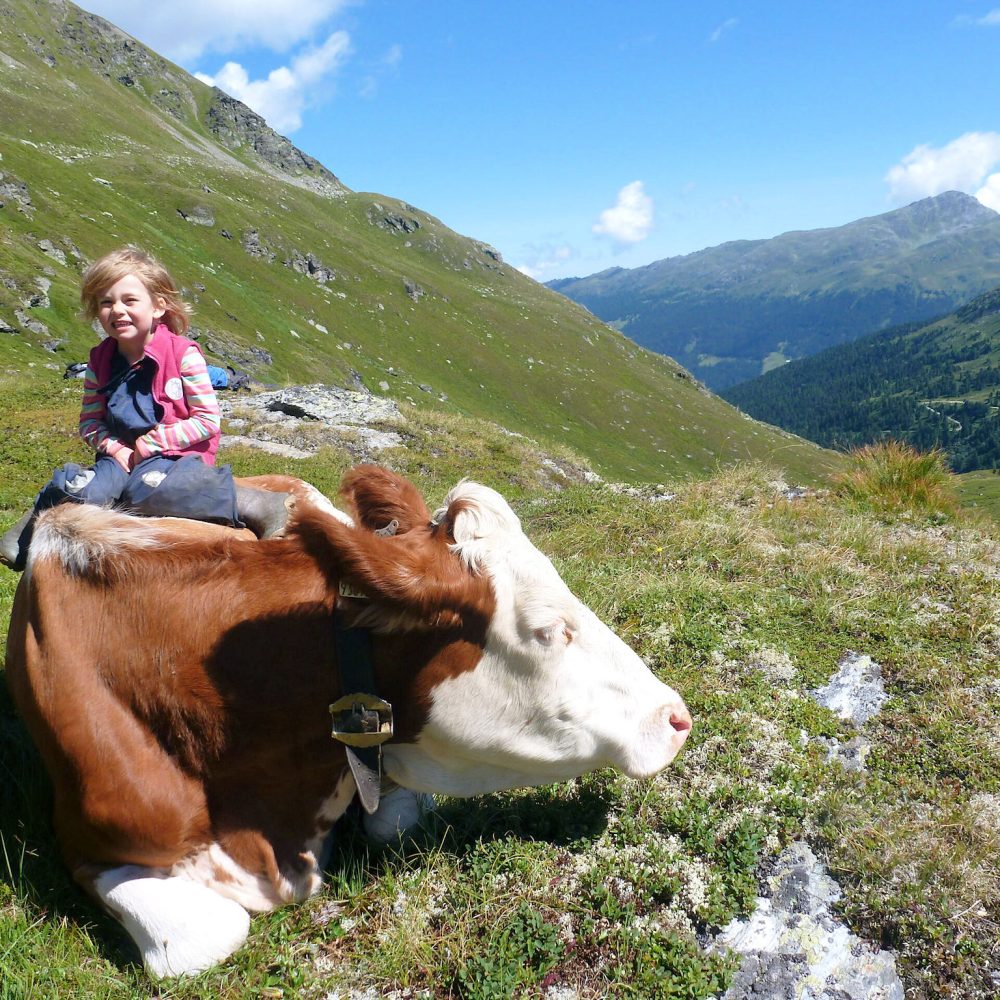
89, 324, 219, 464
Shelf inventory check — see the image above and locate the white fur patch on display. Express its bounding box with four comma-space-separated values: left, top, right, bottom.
299, 481, 354, 525
30, 504, 164, 575
92, 864, 250, 978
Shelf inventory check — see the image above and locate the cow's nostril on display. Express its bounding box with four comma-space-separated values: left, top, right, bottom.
669, 707, 692, 734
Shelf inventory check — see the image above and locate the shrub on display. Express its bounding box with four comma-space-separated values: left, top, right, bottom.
834, 441, 958, 516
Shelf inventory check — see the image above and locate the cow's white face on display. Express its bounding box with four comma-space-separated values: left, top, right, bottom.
383, 483, 691, 796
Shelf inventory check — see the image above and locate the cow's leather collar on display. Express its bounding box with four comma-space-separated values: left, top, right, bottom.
329, 518, 399, 815
330, 614, 393, 814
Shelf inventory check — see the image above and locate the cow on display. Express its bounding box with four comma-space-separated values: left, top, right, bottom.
4, 466, 692, 978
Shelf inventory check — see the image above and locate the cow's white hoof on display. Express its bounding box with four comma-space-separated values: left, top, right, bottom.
94, 866, 251, 978
362, 787, 435, 843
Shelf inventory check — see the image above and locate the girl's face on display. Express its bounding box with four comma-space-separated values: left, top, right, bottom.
97, 273, 166, 361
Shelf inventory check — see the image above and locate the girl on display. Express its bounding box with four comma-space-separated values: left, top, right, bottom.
1, 247, 289, 570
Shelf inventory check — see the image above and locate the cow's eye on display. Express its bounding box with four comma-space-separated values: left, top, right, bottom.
532, 620, 574, 647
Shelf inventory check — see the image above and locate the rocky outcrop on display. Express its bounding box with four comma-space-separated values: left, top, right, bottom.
177, 205, 215, 227
367, 203, 422, 234
811, 652, 888, 727
285, 250, 336, 284
0, 172, 33, 214
205, 90, 347, 199
202, 335, 273, 370
220, 384, 403, 462
241, 229, 276, 263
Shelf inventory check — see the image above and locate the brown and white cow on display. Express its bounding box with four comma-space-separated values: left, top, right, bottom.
5, 466, 691, 978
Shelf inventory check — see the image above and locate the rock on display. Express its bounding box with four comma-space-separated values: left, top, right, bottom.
367, 203, 422, 234
14, 309, 47, 335
177, 205, 215, 226
204, 337, 273, 369
404, 279, 424, 302
219, 385, 403, 461
0, 173, 33, 212
38, 241, 66, 266
713, 842, 904, 1000
241, 229, 275, 262
284, 249, 335, 284
256, 385, 398, 425
811, 652, 889, 727
205, 89, 347, 199
816, 734, 873, 772
220, 434, 314, 460
475, 242, 504, 265
0, 316, 17, 334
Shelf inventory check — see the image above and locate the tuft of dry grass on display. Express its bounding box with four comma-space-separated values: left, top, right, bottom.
835, 441, 959, 517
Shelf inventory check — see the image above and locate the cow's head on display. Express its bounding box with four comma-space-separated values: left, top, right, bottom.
298, 467, 692, 797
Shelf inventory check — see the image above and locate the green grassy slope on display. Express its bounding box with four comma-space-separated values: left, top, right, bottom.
722, 286, 1000, 473
549, 192, 1000, 391
0, 0, 834, 485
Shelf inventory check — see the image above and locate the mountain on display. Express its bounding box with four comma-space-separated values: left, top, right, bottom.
721, 285, 1000, 473
0, 0, 833, 484
548, 193, 1000, 391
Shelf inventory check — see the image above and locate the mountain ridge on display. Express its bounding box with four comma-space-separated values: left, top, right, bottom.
548, 192, 1000, 391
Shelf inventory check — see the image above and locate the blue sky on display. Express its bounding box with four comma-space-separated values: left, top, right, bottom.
82, 1, 1000, 281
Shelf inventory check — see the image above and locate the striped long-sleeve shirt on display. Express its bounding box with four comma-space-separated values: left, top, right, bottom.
79, 345, 221, 465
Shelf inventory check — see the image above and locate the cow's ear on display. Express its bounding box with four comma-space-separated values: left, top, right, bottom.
434, 482, 521, 547
340, 465, 431, 535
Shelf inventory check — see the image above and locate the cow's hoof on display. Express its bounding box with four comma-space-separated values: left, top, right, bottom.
362, 787, 435, 843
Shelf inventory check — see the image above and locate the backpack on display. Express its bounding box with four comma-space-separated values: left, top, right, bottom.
206, 365, 229, 389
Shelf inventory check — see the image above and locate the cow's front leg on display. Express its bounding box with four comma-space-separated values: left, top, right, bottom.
86, 865, 251, 977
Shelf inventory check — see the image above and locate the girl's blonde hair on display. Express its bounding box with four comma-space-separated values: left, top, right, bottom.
80, 247, 192, 335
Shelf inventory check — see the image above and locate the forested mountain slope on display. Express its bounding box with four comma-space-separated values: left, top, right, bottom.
722, 286, 1000, 472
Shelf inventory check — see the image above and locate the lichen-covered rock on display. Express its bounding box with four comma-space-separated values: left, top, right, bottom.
714, 842, 904, 1000
811, 652, 889, 727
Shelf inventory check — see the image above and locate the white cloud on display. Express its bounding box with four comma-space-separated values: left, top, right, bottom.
82, 0, 349, 62
593, 181, 654, 244
196, 31, 350, 133
359, 43, 403, 99
976, 173, 1000, 212
514, 245, 574, 282
954, 8, 1000, 27
709, 18, 739, 43
885, 132, 1000, 204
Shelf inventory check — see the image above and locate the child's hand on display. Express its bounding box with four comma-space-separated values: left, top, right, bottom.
113, 448, 134, 473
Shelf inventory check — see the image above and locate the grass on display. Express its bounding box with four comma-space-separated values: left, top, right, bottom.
959, 469, 1000, 520
834, 440, 959, 517
2, 389, 998, 998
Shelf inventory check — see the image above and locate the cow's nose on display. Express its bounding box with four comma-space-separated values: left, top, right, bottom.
669, 705, 692, 736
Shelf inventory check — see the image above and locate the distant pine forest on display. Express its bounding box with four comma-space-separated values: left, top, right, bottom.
722, 291, 1000, 474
